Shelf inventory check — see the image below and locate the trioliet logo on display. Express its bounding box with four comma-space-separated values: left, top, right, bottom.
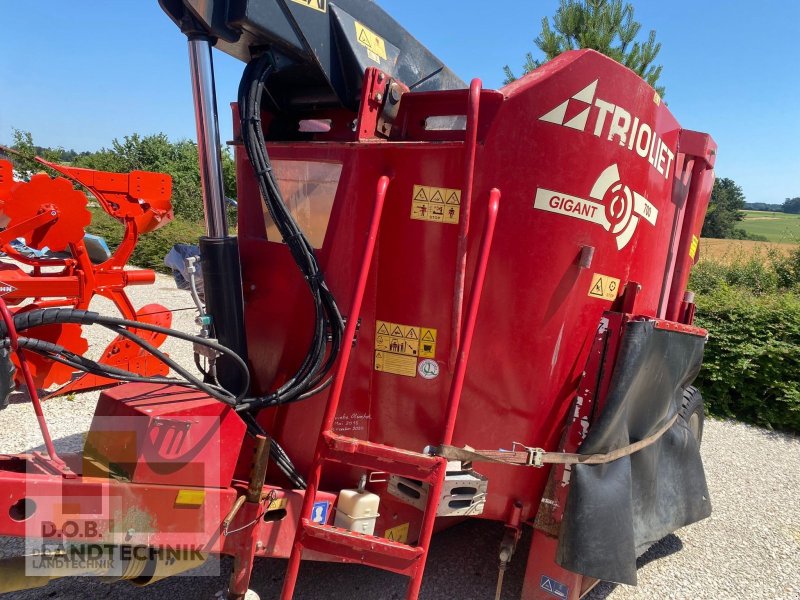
539, 79, 676, 181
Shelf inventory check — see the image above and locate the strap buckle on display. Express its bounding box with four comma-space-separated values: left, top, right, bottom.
512, 442, 545, 467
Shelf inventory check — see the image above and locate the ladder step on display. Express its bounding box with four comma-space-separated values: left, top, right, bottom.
322, 432, 445, 483
299, 521, 425, 575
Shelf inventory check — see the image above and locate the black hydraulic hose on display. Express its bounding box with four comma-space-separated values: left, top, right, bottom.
10, 337, 236, 405
101, 323, 239, 405
1, 308, 249, 405
236, 55, 344, 411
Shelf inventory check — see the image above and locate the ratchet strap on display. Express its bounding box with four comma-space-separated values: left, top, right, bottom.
436, 412, 680, 468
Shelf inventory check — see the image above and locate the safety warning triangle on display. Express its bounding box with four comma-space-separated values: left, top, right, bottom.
377, 323, 390, 335
391, 326, 403, 337
421, 330, 435, 342
446, 191, 460, 205
405, 328, 418, 340
414, 187, 428, 201
590, 279, 604, 296
358, 29, 373, 49
430, 189, 444, 203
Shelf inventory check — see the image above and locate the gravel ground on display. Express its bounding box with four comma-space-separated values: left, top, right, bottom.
1, 273, 799, 599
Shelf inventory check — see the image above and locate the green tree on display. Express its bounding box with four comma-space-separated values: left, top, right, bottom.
6, 129, 65, 178
702, 178, 746, 239
784, 197, 800, 214
504, 0, 665, 96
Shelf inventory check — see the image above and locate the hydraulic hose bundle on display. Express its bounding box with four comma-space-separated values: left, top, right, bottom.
235, 54, 345, 412
0, 306, 307, 488
0, 307, 249, 407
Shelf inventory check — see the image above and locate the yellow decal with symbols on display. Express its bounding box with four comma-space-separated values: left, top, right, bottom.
290, 0, 327, 13
588, 273, 620, 301
355, 21, 387, 62
267, 497, 288, 512
384, 522, 409, 543
418, 328, 437, 358
374, 320, 437, 377
411, 185, 461, 225
689, 235, 700, 260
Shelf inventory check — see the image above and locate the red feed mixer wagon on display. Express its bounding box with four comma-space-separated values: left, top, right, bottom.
0, 1, 717, 599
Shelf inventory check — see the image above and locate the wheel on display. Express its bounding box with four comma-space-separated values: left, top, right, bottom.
680, 386, 705, 445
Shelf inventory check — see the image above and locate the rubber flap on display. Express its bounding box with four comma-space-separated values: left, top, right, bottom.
557, 320, 711, 585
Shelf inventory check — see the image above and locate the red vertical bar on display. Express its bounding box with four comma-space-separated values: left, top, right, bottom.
280, 175, 390, 600
0, 298, 64, 467
441, 188, 500, 446
449, 78, 483, 369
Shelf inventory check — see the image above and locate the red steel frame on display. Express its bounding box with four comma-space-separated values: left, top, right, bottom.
0, 156, 175, 393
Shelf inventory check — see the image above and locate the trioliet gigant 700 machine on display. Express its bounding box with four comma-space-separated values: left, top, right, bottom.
0, 1, 716, 598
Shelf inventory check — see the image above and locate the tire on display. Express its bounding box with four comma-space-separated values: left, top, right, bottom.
680, 386, 705, 445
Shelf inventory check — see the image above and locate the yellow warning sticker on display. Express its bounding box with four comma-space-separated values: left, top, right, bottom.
411, 185, 461, 225
374, 320, 437, 377
419, 327, 438, 358
689, 235, 700, 260
384, 522, 410, 543
375, 352, 417, 377
355, 21, 387, 62
588, 273, 620, 301
376, 320, 420, 357
290, 0, 327, 13
267, 497, 288, 512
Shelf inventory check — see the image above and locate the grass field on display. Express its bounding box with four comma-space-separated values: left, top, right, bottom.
699, 238, 797, 263
739, 210, 800, 242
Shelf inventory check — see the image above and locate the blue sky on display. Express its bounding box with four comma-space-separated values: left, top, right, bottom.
1, 1, 797, 204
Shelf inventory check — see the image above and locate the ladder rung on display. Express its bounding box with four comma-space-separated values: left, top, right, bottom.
322, 432, 445, 483
299, 521, 425, 575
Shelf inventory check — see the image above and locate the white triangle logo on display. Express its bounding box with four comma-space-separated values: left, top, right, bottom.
539, 100, 568, 125
539, 79, 599, 132
572, 79, 598, 103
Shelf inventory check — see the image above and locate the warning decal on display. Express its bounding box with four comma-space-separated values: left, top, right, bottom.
588, 273, 620, 301
376, 321, 420, 357
384, 522, 409, 543
411, 185, 461, 225
375, 320, 438, 377
540, 575, 569, 599
689, 235, 699, 260
419, 328, 438, 358
290, 0, 327, 13
354, 21, 387, 62
374, 352, 417, 377
267, 497, 288, 512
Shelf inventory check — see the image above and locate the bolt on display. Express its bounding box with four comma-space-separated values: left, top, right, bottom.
375, 93, 383, 102
250, 284, 256, 291
389, 85, 401, 104
50, 211, 57, 216
377, 73, 385, 83
256, 541, 264, 551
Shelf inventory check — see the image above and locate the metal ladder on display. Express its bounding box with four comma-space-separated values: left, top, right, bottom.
279, 178, 501, 600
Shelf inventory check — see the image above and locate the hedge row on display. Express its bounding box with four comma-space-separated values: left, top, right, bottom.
691, 252, 800, 433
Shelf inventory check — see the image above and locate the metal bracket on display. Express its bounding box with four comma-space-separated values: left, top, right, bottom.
376, 78, 406, 138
